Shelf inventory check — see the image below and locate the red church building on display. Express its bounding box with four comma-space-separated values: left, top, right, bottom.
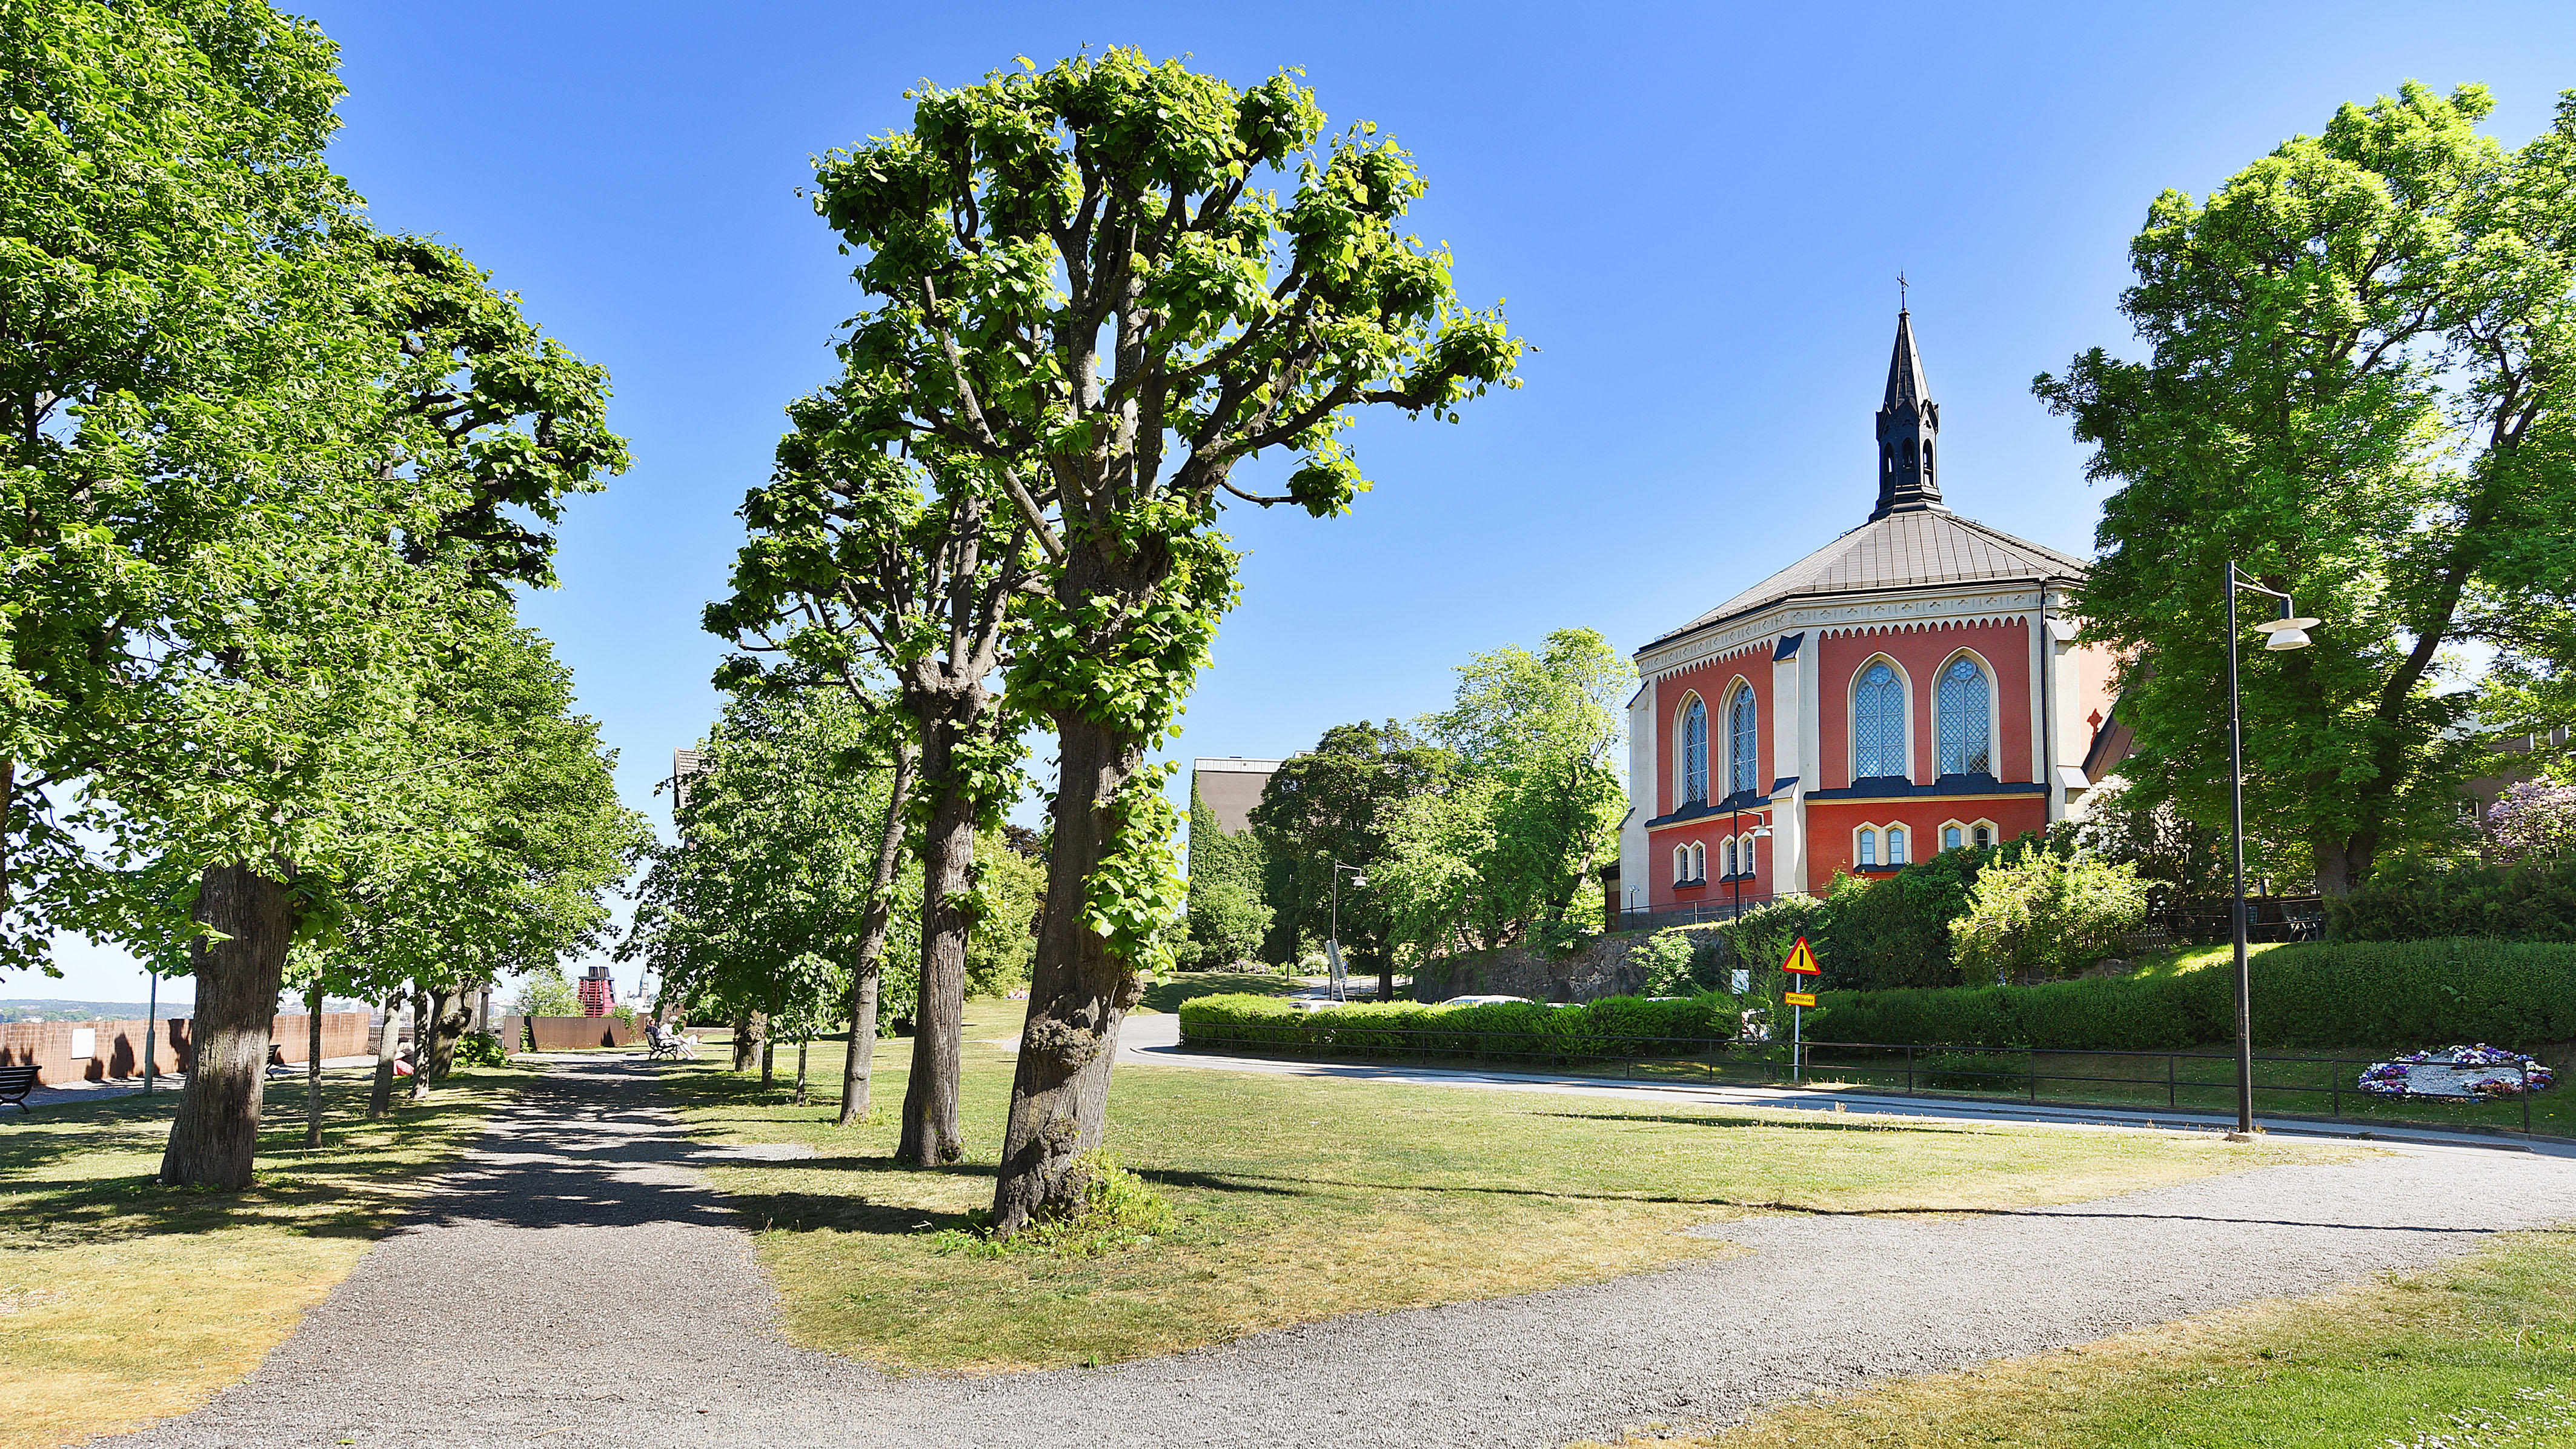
1618, 313, 2119, 916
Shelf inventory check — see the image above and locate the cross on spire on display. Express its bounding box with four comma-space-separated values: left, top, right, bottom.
1897, 271, 1908, 311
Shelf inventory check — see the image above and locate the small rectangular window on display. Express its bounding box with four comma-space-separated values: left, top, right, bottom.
1944, 825, 1962, 851
1888, 827, 1908, 865
1857, 828, 1877, 867
1973, 825, 1992, 848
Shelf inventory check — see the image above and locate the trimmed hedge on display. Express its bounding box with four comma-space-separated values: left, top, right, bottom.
1817, 938, 2576, 1051
1177, 991, 1743, 1062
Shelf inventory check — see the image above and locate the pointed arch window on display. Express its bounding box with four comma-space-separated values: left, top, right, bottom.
1854, 662, 1907, 779
1680, 698, 1708, 807
1726, 685, 1759, 797
1936, 656, 1992, 776
1857, 828, 1878, 867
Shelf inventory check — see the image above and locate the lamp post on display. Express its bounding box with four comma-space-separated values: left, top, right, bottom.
1732, 821, 1774, 921
1328, 860, 1366, 1002
2224, 560, 2318, 1141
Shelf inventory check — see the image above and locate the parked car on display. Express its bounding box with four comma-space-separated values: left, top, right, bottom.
1436, 994, 1533, 1007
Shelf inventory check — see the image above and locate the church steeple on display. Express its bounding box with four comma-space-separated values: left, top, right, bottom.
1871, 309, 1947, 520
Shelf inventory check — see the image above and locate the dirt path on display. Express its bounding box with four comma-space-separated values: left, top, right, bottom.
110, 1057, 2576, 1449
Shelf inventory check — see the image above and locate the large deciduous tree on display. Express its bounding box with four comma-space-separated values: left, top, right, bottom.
805, 50, 1521, 1234
1249, 722, 1446, 999
2037, 84, 2576, 894
1378, 628, 1632, 959
712, 385, 1033, 1163
624, 689, 911, 1113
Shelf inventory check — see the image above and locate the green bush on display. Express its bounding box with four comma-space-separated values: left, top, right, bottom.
1177, 990, 1742, 1063
1819, 938, 2576, 1051
1919, 1048, 2029, 1091
1632, 931, 1696, 996
1950, 851, 2149, 983
2327, 855, 2576, 944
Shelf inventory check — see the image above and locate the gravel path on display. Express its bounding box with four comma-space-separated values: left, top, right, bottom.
111, 1058, 2576, 1449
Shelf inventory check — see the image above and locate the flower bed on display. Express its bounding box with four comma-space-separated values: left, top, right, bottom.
2357, 1045, 2558, 1101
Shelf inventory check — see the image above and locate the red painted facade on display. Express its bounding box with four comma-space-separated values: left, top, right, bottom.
1642, 616, 2095, 907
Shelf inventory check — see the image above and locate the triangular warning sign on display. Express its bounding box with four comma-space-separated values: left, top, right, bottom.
1782, 936, 1821, 976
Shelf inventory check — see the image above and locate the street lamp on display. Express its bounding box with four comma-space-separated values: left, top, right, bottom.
1733, 823, 1774, 921
1328, 860, 1366, 1002
2224, 561, 2319, 1142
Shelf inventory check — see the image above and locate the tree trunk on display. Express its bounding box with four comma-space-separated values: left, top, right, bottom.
760, 1031, 774, 1089
368, 988, 402, 1119
425, 985, 471, 1079
160, 863, 297, 1189
731, 1008, 755, 1071
991, 711, 1144, 1237
304, 976, 324, 1149
408, 985, 433, 1104
840, 742, 916, 1125
794, 1041, 808, 1107
2314, 832, 2375, 899
898, 720, 978, 1167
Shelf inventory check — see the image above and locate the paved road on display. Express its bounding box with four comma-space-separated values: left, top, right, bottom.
113, 1056, 2576, 1449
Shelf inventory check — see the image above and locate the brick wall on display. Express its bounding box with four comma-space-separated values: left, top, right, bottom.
0, 1013, 370, 1086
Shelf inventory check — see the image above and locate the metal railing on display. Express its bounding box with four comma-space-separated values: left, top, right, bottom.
1176, 1022, 2553, 1136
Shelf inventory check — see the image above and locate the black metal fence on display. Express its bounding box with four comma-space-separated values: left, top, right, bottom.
1177, 1022, 2553, 1136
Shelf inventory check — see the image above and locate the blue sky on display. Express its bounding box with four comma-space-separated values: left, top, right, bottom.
31, 0, 2576, 1002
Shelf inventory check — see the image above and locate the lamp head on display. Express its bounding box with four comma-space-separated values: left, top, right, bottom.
2262, 626, 2312, 651
1349, 874, 1366, 887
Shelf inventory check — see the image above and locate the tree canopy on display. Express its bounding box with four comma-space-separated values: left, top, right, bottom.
801, 47, 1521, 1233
2037, 83, 2576, 893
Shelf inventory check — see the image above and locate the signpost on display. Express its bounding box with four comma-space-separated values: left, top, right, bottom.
1782, 936, 1821, 1083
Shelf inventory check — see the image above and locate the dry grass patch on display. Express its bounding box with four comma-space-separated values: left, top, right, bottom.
665, 996, 2363, 1374
1573, 1228, 2576, 1449
0, 1068, 525, 1449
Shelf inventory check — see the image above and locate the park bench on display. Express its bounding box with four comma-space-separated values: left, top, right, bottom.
643, 1021, 696, 1061
0, 1064, 39, 1111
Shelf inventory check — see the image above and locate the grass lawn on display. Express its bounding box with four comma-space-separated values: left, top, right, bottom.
662, 994, 2367, 1374
1576, 1227, 2576, 1448
0, 1067, 526, 1449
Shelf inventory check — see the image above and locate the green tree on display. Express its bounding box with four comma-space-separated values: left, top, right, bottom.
1377, 628, 1632, 960
624, 689, 909, 1107
966, 827, 1045, 996
805, 49, 1521, 1234
2036, 84, 2576, 896
1250, 724, 1444, 998
712, 385, 1033, 1164
1183, 788, 1269, 969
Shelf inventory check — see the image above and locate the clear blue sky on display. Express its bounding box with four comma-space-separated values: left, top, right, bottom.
31, 0, 2576, 1002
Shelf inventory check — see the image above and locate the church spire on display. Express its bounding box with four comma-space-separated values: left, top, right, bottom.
1871, 308, 1947, 519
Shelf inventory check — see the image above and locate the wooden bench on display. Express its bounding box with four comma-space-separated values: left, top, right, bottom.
0, 1064, 39, 1112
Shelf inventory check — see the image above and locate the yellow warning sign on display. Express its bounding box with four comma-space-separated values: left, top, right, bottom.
1783, 936, 1821, 976
1784, 991, 1817, 1007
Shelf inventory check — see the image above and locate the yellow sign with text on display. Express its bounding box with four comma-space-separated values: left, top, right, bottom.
1783, 991, 1817, 1007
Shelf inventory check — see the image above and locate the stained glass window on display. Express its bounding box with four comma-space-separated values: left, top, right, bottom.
1727, 687, 1759, 796
1937, 656, 1991, 776
1681, 698, 1708, 805
1854, 662, 1906, 778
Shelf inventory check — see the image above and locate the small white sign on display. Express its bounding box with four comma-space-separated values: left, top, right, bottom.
1731, 968, 1750, 996
70, 1027, 96, 1059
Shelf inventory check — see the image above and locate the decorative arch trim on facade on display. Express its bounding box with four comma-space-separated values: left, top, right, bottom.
1675, 691, 1708, 808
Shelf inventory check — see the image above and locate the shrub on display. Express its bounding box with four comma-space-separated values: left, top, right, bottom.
2487, 780, 2576, 865
1919, 1048, 2028, 1091
1632, 931, 1696, 996
1950, 851, 2149, 983
2327, 855, 2576, 944
935, 1150, 1175, 1258
1819, 938, 2576, 1051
